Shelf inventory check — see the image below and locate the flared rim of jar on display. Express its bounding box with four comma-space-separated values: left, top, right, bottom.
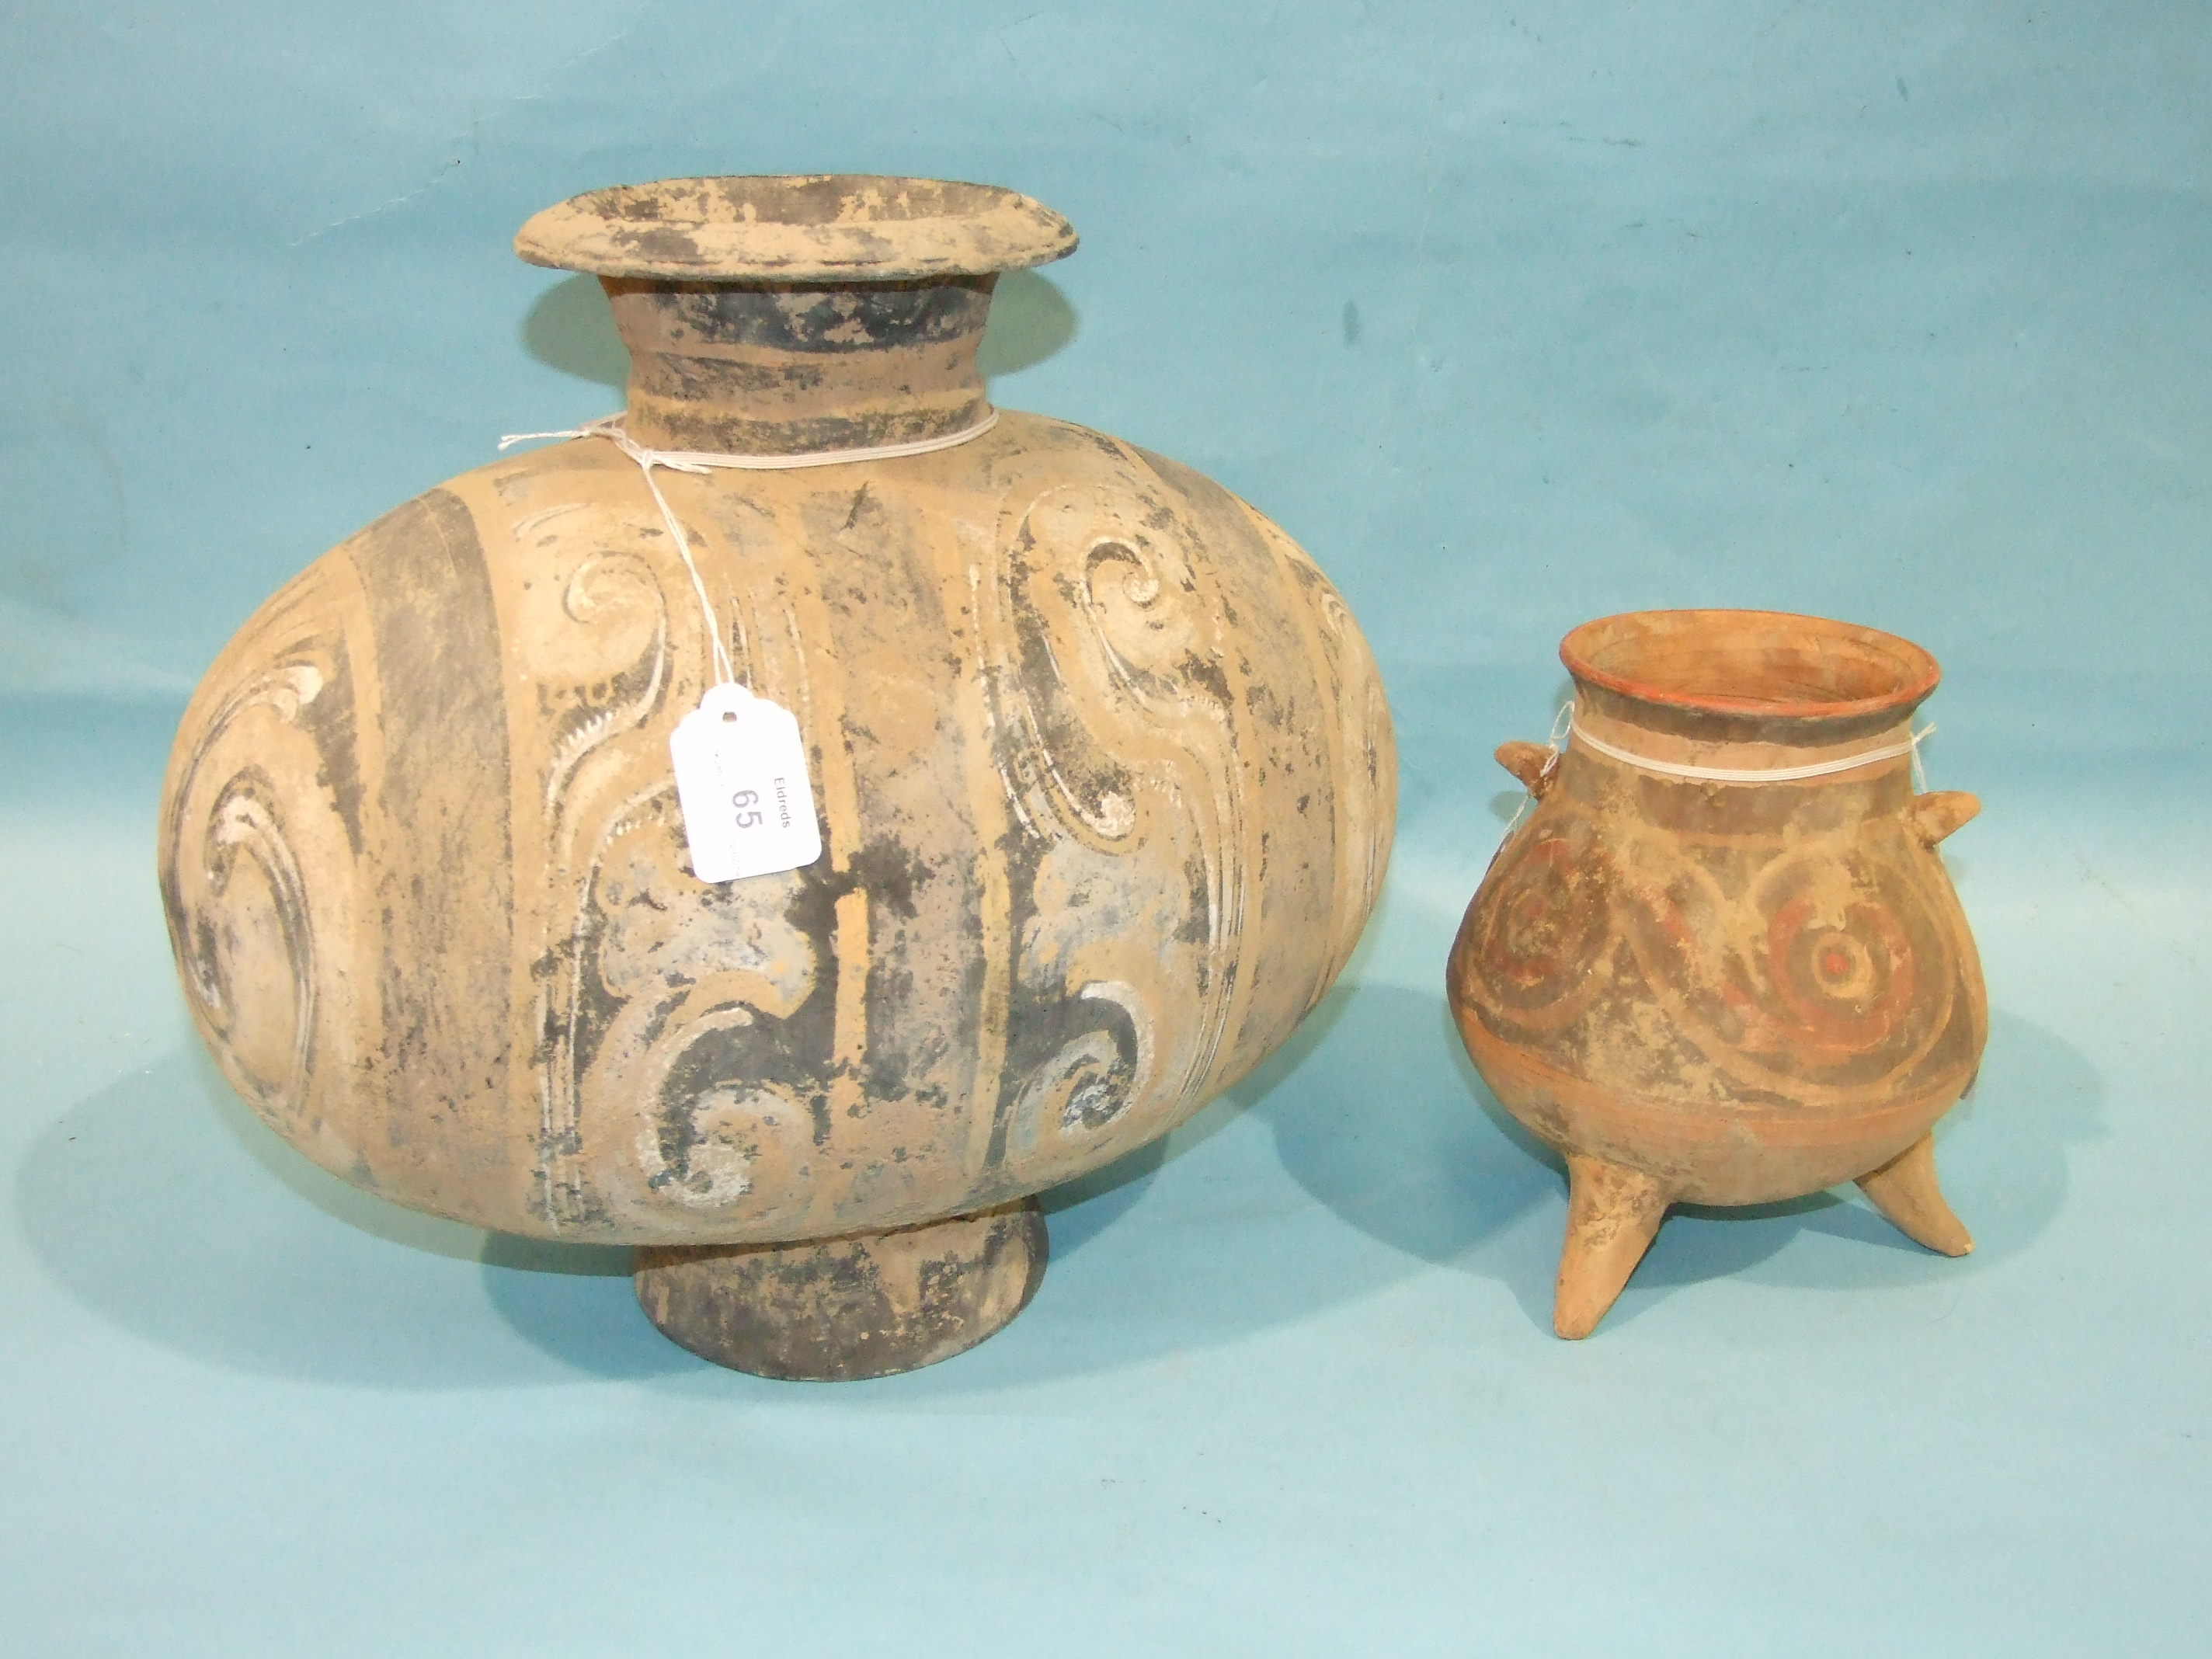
515, 174, 1079, 283
1560, 608, 1942, 723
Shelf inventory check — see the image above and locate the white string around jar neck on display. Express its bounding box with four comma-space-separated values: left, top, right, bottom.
1500, 698, 1936, 841
498, 409, 1000, 686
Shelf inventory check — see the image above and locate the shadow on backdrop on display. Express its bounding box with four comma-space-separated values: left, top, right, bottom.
16, 997, 1349, 1396
520, 274, 628, 391
976, 270, 1079, 382
16, 1046, 685, 1388
17, 976, 2079, 1391
1261, 992, 2095, 1336
806, 980, 1483, 1404
517, 269, 1078, 393
1595, 1005, 2093, 1331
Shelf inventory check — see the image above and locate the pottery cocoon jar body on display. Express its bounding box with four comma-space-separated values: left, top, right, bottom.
159, 400, 1393, 1246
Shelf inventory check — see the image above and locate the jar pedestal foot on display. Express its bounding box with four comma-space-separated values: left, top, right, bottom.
1856, 1132, 1974, 1257
634, 1198, 1049, 1380
1554, 1153, 1673, 1340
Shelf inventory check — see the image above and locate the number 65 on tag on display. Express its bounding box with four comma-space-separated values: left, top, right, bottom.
668, 683, 824, 882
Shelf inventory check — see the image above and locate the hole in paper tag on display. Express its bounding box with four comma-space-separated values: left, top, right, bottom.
669, 683, 823, 882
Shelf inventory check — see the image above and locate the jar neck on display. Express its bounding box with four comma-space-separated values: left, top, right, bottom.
603, 274, 996, 455
1567, 680, 1925, 801
1572, 680, 1923, 752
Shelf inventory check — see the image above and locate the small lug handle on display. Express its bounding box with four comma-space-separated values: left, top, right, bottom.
1497, 740, 1558, 797
1911, 790, 1980, 846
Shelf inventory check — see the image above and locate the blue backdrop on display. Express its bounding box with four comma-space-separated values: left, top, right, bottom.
4, 4, 2207, 1653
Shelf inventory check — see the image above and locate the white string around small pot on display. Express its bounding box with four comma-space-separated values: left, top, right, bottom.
1498, 699, 1936, 846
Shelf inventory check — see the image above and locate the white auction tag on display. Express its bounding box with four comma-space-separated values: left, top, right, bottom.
668, 683, 823, 882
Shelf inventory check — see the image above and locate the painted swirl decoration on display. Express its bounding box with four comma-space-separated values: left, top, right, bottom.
1462, 786, 1978, 1117
1476, 819, 1613, 1032
158, 414, 1395, 1245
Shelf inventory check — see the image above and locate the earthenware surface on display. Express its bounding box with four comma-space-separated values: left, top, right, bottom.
5, 5, 2210, 1656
